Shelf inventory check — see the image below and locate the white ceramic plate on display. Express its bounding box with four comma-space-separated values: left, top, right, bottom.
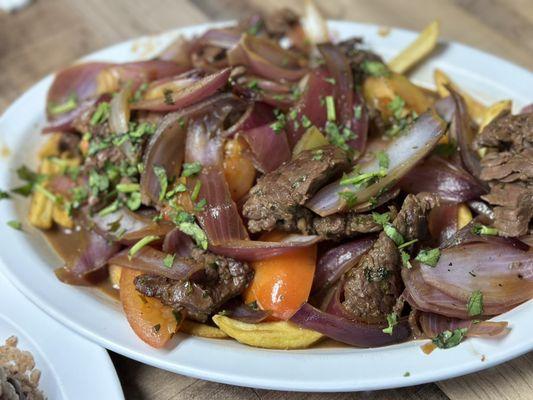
0, 21, 531, 392
0, 274, 124, 399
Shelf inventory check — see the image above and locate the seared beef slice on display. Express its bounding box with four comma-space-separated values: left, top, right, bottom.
243, 146, 350, 233
341, 193, 438, 324
135, 249, 252, 322
475, 112, 533, 236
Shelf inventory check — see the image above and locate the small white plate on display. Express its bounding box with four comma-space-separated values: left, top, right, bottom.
0, 21, 532, 392
0, 275, 124, 399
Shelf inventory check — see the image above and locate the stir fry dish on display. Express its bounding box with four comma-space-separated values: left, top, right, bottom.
6, 2, 532, 350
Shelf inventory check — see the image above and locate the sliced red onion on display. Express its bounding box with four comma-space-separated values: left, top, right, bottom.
228, 34, 307, 82
108, 60, 188, 89
467, 200, 495, 222
131, 68, 231, 112
140, 112, 188, 205
142, 70, 204, 101
291, 303, 411, 348
195, 167, 249, 245
220, 298, 271, 323
418, 312, 508, 338
55, 230, 121, 285
158, 35, 192, 67
428, 203, 459, 245
307, 111, 447, 216
163, 228, 195, 257
441, 220, 530, 251
434, 96, 455, 123
449, 90, 484, 179
400, 156, 486, 202
285, 69, 334, 146
312, 236, 375, 293
241, 123, 291, 173
418, 242, 533, 308
210, 234, 321, 261
109, 246, 205, 281
194, 28, 242, 49
351, 187, 400, 213
89, 207, 173, 244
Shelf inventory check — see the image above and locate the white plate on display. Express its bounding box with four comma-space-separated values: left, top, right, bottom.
0, 21, 531, 392
0, 274, 124, 399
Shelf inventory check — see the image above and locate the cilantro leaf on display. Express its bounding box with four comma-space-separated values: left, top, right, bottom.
163, 253, 176, 269
382, 312, 398, 335
7, 220, 22, 230
372, 211, 390, 226
181, 162, 202, 178
128, 235, 159, 259
90, 102, 110, 125
471, 223, 498, 236
376, 150, 390, 169
383, 223, 405, 246
339, 190, 358, 208
362, 61, 390, 77
432, 328, 468, 349
467, 290, 484, 316
153, 166, 168, 201
415, 248, 441, 267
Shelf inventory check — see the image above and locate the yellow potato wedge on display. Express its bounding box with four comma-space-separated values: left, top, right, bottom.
181, 320, 229, 339
479, 99, 512, 132
38, 133, 62, 159
457, 203, 473, 229
212, 315, 323, 350
28, 159, 55, 229
52, 205, 74, 228
434, 69, 486, 124
388, 20, 440, 74
292, 126, 329, 157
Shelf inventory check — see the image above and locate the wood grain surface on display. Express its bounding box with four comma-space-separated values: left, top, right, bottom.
1, 0, 532, 399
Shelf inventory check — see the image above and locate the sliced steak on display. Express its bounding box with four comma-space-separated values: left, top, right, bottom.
135, 249, 253, 322
341, 193, 438, 324
243, 145, 350, 233
474, 111, 533, 236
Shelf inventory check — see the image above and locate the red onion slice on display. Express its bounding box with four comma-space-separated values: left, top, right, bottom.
109, 246, 205, 281
131, 68, 231, 112
241, 123, 291, 173
163, 228, 195, 257
418, 312, 508, 339
307, 111, 447, 216
291, 303, 411, 348
210, 234, 321, 261
220, 298, 271, 323
400, 156, 486, 202
312, 236, 375, 293
428, 203, 459, 245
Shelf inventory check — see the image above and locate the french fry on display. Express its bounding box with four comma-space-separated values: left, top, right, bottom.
212, 315, 323, 349
38, 133, 62, 159
479, 100, 512, 132
388, 20, 440, 74
434, 69, 486, 124
49, 157, 79, 228
181, 320, 229, 339
28, 159, 54, 229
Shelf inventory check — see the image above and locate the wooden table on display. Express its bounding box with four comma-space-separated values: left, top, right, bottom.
1, 0, 532, 398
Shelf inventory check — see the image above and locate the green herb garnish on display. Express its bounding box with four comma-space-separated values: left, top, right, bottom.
338, 191, 358, 208
153, 166, 168, 201
362, 60, 390, 77
163, 253, 176, 269
90, 102, 110, 125
467, 290, 484, 316
325, 96, 336, 121
48, 93, 78, 115
432, 328, 468, 349
0, 190, 10, 200
181, 162, 202, 178
471, 223, 498, 236
415, 248, 441, 267
376, 150, 390, 170
382, 312, 398, 335
163, 89, 174, 105
7, 220, 22, 230
128, 235, 159, 259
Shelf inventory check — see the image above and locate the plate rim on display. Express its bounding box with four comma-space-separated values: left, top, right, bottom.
0, 20, 532, 393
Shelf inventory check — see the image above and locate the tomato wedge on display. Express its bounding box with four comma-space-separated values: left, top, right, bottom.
120, 267, 182, 348
244, 231, 317, 320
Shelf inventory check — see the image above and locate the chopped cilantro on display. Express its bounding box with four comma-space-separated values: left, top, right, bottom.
467, 290, 484, 316
163, 253, 176, 268
131, 82, 148, 103
98, 200, 120, 217
340, 169, 386, 187
128, 235, 159, 259
382, 312, 397, 335
191, 180, 202, 202
90, 102, 110, 125
181, 162, 202, 178
129, 122, 156, 138
270, 112, 286, 134
400, 249, 412, 269
324, 77, 336, 85
325, 96, 336, 121
471, 223, 498, 236
362, 60, 390, 77
325, 121, 354, 152
48, 93, 78, 115
383, 223, 404, 246
247, 79, 260, 90
376, 150, 389, 169
194, 198, 207, 212
153, 166, 168, 201
116, 183, 140, 193
301, 115, 312, 128
432, 328, 468, 349
434, 140, 457, 157
372, 211, 391, 226
338, 190, 358, 208
177, 221, 208, 250
89, 171, 110, 194
126, 192, 142, 211
397, 238, 419, 250
7, 220, 22, 230
312, 149, 324, 161
354, 104, 362, 120
388, 96, 406, 119
415, 248, 441, 267
403, 372, 411, 377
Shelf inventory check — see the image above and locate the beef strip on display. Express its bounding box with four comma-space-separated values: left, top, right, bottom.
341, 193, 438, 324
474, 112, 533, 236
243, 145, 351, 233
135, 249, 253, 322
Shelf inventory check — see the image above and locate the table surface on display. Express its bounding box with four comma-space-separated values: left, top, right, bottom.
1, 0, 532, 398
